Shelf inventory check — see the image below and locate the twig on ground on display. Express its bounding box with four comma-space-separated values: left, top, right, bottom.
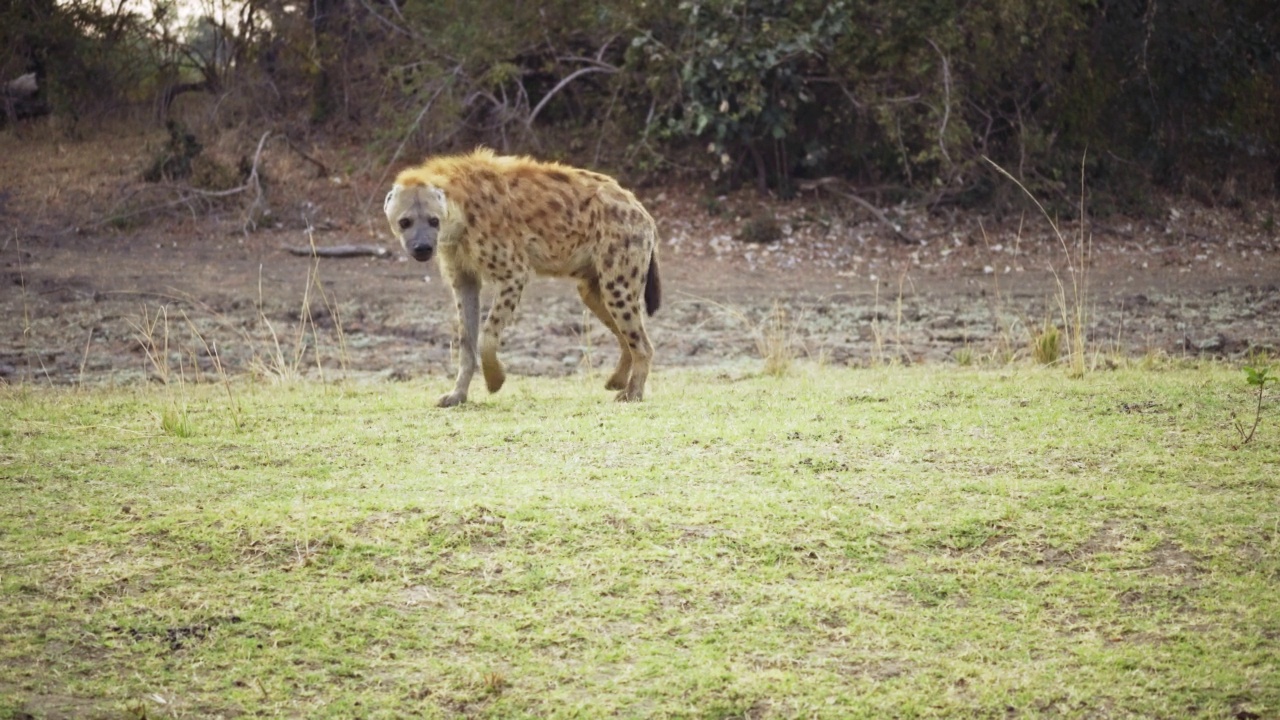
799, 177, 917, 244
283, 137, 330, 179
86, 131, 272, 232
239, 130, 271, 232
284, 244, 391, 259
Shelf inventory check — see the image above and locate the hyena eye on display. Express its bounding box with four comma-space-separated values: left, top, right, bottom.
427, 217, 440, 228
398, 218, 413, 230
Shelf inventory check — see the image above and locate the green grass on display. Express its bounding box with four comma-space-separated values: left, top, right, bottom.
1, 365, 1277, 718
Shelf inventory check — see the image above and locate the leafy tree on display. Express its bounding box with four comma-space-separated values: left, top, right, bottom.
5, 0, 1277, 212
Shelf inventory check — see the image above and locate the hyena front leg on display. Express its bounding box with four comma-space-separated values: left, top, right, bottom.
480, 274, 528, 394
439, 273, 480, 407
577, 279, 631, 391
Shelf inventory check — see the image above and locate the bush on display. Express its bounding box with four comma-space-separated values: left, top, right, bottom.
7, 0, 1277, 213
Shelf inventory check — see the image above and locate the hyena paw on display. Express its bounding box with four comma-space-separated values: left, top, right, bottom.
437, 391, 468, 408
613, 388, 644, 402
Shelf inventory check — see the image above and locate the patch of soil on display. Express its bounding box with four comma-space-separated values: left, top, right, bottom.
3, 129, 1279, 389
2, 692, 118, 720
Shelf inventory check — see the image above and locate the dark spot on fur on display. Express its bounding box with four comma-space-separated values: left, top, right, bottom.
612, 288, 623, 299
614, 300, 626, 308
547, 170, 571, 183
630, 267, 639, 279
622, 312, 632, 321
605, 280, 615, 290
547, 199, 564, 213
628, 331, 640, 341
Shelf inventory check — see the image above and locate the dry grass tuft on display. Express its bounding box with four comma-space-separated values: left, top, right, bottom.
757, 301, 796, 376
1031, 322, 1061, 366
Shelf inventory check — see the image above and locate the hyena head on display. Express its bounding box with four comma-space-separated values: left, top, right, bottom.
384, 183, 447, 262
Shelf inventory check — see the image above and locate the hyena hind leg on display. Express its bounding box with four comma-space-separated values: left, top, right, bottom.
479, 276, 527, 394
597, 272, 652, 402
577, 279, 633, 391
612, 323, 652, 402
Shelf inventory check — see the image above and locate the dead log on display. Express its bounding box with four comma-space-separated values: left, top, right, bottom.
285, 244, 392, 259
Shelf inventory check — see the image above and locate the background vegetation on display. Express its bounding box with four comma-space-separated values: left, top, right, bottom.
3, 0, 1278, 213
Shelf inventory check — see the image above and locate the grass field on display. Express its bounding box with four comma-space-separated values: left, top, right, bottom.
1, 365, 1277, 719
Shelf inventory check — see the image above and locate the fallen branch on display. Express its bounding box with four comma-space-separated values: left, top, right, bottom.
284, 244, 392, 259
799, 177, 917, 244
284, 137, 330, 179
85, 131, 272, 231
240, 131, 271, 233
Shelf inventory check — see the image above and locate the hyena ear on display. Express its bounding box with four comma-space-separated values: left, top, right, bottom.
384, 186, 401, 217
428, 185, 446, 207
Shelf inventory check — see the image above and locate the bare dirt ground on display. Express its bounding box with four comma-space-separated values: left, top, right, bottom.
2, 127, 1278, 390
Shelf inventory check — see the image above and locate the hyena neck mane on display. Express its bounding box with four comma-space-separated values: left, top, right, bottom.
396, 150, 595, 238
396, 153, 505, 218
398, 150, 515, 193
397, 149, 586, 200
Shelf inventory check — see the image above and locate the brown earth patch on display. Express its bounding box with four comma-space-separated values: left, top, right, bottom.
3, 130, 1280, 390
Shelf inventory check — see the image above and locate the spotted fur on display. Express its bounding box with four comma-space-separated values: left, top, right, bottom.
384, 149, 661, 406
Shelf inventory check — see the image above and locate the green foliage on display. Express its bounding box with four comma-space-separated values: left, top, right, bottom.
1234, 364, 1272, 447
5, 0, 1277, 210
0, 0, 152, 125
1058, 0, 1280, 208
631, 0, 852, 191
1245, 365, 1271, 389
1032, 324, 1062, 366
159, 404, 194, 437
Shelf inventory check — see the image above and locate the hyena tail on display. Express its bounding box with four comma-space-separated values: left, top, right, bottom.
644, 251, 662, 316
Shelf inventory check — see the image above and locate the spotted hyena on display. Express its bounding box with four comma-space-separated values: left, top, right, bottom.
384, 149, 661, 407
